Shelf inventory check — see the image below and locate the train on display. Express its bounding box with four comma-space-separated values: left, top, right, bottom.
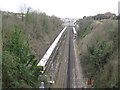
72, 27, 77, 39
37, 27, 67, 74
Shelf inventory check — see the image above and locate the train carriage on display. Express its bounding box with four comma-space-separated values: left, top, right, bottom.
37, 27, 67, 74
72, 27, 77, 39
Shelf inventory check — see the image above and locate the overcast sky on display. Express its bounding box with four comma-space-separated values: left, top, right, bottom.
0, 0, 119, 18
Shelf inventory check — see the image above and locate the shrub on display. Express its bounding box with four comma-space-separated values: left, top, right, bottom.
2, 26, 38, 88
87, 40, 113, 71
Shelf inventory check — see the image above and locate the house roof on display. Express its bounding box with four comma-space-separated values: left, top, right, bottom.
104, 12, 113, 15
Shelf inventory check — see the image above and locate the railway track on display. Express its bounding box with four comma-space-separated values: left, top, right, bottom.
67, 27, 76, 88
67, 27, 86, 88
38, 27, 85, 88
67, 27, 71, 88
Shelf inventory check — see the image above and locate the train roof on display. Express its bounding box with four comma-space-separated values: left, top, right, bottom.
73, 27, 77, 34
37, 27, 67, 67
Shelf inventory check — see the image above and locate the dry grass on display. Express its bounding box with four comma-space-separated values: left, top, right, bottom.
3, 12, 63, 61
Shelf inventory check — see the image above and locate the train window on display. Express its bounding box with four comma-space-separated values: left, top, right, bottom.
39, 66, 43, 71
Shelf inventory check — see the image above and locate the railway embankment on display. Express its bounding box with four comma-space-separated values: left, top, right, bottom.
76, 19, 118, 88
2, 10, 63, 88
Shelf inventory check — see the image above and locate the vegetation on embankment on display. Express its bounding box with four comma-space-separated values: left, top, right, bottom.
76, 19, 118, 88
2, 9, 63, 88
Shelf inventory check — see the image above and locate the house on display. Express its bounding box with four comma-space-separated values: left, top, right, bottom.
104, 12, 116, 19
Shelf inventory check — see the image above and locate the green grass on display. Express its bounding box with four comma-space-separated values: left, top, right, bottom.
80, 27, 91, 39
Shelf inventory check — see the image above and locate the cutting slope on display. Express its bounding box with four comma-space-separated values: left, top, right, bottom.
77, 19, 118, 88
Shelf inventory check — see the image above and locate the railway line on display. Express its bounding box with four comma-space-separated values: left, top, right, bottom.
37, 27, 67, 74
67, 27, 77, 88
38, 26, 85, 88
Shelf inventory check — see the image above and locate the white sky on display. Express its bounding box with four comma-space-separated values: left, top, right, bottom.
0, 0, 119, 18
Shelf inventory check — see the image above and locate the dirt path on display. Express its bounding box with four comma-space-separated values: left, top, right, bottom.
73, 39, 87, 88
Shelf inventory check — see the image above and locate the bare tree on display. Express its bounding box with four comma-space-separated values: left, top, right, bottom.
19, 4, 27, 21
